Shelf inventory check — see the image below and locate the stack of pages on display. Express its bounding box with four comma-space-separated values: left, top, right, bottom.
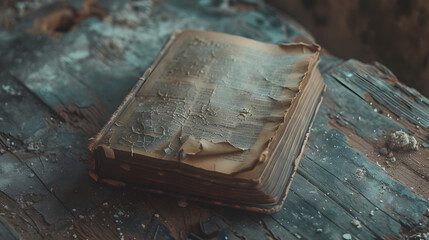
89, 30, 325, 213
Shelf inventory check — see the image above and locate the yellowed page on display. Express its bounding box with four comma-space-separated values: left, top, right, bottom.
107, 30, 319, 174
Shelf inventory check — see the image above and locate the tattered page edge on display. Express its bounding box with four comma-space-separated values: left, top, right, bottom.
106, 32, 322, 176
157, 32, 322, 175
236, 58, 322, 194
111, 31, 322, 169
179, 136, 247, 157
89, 30, 322, 180
234, 44, 321, 178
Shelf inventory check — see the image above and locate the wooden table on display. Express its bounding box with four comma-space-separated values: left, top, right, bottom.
0, 0, 428, 239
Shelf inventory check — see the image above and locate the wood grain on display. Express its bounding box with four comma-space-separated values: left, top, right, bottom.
0, 0, 427, 239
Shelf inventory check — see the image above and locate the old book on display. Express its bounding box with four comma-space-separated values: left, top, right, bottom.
88, 30, 325, 213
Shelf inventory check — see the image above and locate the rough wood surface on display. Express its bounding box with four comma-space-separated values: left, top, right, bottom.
0, 0, 428, 239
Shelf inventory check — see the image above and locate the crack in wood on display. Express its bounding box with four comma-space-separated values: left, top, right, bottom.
258, 219, 280, 240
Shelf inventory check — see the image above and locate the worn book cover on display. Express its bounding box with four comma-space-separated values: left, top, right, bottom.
88, 30, 325, 213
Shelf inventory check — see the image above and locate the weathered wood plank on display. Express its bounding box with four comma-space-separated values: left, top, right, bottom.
331, 60, 429, 129
323, 60, 429, 199
209, 206, 299, 240
271, 191, 354, 239
0, 0, 428, 239
323, 61, 429, 201
0, 70, 127, 238
308, 70, 427, 223
291, 173, 378, 239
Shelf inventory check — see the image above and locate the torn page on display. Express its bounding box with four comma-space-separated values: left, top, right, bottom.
107, 30, 318, 174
